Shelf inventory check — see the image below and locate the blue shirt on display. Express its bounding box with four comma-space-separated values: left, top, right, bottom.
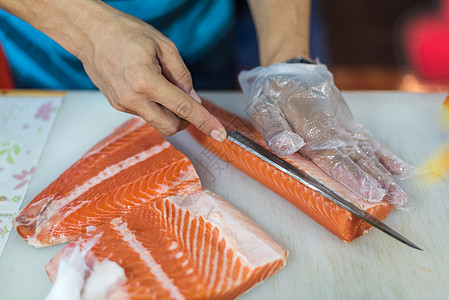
0, 0, 234, 89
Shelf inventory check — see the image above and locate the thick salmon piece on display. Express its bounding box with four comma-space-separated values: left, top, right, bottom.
189, 101, 394, 243
14, 118, 202, 247
46, 191, 286, 299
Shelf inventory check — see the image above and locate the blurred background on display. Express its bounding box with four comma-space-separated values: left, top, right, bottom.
234, 0, 449, 92
0, 0, 448, 92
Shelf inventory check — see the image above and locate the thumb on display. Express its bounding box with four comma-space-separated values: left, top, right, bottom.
246, 98, 304, 156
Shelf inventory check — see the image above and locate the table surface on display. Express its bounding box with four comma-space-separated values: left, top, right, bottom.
1, 91, 449, 300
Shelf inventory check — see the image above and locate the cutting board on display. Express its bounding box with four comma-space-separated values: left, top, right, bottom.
0, 91, 448, 300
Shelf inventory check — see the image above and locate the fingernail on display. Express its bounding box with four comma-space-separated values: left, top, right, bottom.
211, 129, 227, 142
190, 89, 202, 103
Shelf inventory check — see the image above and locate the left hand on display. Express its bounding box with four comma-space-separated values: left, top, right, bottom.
238, 62, 415, 207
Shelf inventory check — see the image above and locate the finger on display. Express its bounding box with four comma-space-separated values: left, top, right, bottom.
246, 96, 304, 156
383, 183, 408, 208
346, 147, 407, 207
365, 136, 417, 179
111, 101, 186, 136
300, 146, 386, 202
177, 119, 190, 131
157, 39, 202, 103
139, 101, 189, 136
356, 135, 390, 174
150, 74, 227, 142
122, 102, 191, 135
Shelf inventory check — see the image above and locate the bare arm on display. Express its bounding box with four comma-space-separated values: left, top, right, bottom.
247, 0, 311, 66
0, 0, 101, 59
0, 0, 227, 141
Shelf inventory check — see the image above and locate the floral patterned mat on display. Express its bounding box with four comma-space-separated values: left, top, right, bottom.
0, 94, 63, 256
0, 216, 11, 256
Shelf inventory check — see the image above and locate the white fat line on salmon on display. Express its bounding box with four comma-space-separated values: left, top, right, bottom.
157, 199, 191, 266
198, 218, 207, 278
205, 229, 222, 292
204, 224, 213, 280
84, 119, 146, 158
263, 260, 280, 280
164, 200, 184, 259
152, 162, 201, 195
156, 197, 233, 292
168, 241, 178, 251
172, 201, 181, 250
184, 211, 192, 264
171, 206, 185, 260
111, 218, 185, 300
31, 142, 172, 231
197, 216, 227, 291
191, 215, 200, 272
178, 206, 186, 255
224, 251, 240, 290
166, 192, 257, 290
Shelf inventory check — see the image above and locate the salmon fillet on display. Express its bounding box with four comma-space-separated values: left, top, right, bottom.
46, 191, 286, 299
14, 117, 287, 298
14, 118, 202, 247
188, 101, 394, 243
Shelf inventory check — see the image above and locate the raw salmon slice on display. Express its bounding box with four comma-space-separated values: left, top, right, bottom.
46, 191, 286, 299
188, 101, 394, 243
13, 118, 198, 247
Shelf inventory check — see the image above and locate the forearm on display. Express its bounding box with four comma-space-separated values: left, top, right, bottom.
247, 0, 311, 66
0, 0, 112, 59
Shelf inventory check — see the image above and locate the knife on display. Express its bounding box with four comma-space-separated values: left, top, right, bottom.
226, 130, 422, 251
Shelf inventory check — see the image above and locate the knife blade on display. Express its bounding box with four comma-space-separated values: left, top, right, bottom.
226, 130, 422, 251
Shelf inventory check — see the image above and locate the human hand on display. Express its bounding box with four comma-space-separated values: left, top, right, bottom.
76, 6, 226, 141
238, 62, 416, 207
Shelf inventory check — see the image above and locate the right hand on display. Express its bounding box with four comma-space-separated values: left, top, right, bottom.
76, 6, 227, 141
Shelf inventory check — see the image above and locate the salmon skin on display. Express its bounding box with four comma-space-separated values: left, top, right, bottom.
14, 117, 287, 299
188, 101, 394, 243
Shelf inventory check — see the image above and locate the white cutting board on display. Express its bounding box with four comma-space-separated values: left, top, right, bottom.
0, 91, 448, 300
